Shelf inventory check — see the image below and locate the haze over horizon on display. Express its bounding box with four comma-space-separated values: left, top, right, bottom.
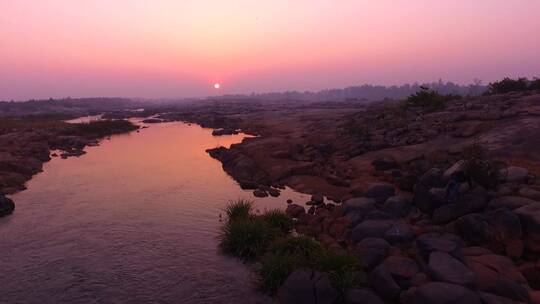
1, 0, 539, 101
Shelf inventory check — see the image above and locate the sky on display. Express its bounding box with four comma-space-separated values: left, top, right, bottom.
1, 0, 539, 101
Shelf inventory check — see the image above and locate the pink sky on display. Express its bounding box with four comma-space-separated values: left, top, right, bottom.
1, 0, 539, 100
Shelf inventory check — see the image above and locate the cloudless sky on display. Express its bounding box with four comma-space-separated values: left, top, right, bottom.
1, 0, 539, 100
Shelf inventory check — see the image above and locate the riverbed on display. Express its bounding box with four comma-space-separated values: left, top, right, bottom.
0, 122, 308, 303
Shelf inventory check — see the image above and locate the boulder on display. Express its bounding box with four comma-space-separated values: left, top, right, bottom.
428, 251, 475, 287
0, 194, 15, 216
432, 187, 488, 224
519, 262, 540, 290
443, 160, 465, 181
384, 221, 415, 245
466, 255, 530, 302
351, 219, 394, 243
414, 185, 448, 215
363, 183, 396, 203
382, 196, 411, 218
370, 256, 419, 300
354, 238, 390, 269
478, 292, 526, 304
500, 167, 529, 183
519, 187, 540, 201
253, 189, 268, 197
286, 204, 306, 218
345, 288, 384, 304
372, 157, 398, 171
401, 282, 481, 304
514, 203, 540, 253
342, 197, 376, 215
488, 196, 537, 211
277, 269, 339, 304
416, 233, 462, 259
311, 194, 324, 205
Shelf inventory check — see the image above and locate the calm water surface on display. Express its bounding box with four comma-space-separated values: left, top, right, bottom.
0, 122, 308, 304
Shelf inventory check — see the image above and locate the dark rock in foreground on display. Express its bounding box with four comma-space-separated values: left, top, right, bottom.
0, 194, 15, 216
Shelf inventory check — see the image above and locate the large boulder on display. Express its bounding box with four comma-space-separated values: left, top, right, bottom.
500, 166, 529, 183
382, 196, 411, 218
465, 254, 530, 302
342, 197, 376, 215
488, 196, 537, 211
432, 187, 488, 224
345, 288, 384, 304
416, 233, 462, 259
456, 209, 523, 258
514, 203, 540, 253
478, 292, 527, 304
519, 187, 540, 201
285, 204, 306, 218
370, 256, 419, 300
401, 282, 481, 304
384, 221, 415, 246
372, 157, 399, 171
354, 238, 390, 270
428, 251, 475, 287
363, 183, 396, 203
0, 194, 15, 216
351, 219, 394, 243
277, 269, 339, 304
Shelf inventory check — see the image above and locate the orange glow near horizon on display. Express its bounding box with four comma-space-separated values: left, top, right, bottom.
1, 1, 539, 100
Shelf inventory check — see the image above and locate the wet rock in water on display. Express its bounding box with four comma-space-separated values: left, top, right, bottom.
500, 166, 529, 183
382, 196, 411, 218
363, 183, 395, 203
311, 194, 324, 205
351, 219, 394, 243
253, 189, 268, 197
286, 204, 306, 218
277, 269, 339, 304
370, 256, 419, 300
466, 254, 530, 302
401, 282, 481, 304
428, 251, 475, 287
286, 199, 293, 204
488, 196, 537, 211
141, 118, 163, 123
354, 238, 390, 270
212, 128, 239, 136
0, 194, 15, 216
345, 288, 384, 304
267, 188, 280, 197
514, 203, 540, 253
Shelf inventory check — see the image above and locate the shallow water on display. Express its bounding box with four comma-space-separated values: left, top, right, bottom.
0, 122, 308, 304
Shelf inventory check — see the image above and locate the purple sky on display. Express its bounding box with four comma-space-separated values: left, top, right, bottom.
1, 0, 539, 100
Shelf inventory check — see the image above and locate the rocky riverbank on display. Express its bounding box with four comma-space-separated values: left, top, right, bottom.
0, 116, 139, 200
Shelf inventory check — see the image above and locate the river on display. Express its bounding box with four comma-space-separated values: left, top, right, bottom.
0, 121, 308, 304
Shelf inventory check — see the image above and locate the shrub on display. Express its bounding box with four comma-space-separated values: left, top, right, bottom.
405, 86, 460, 109
224, 199, 253, 222
219, 217, 278, 260
262, 210, 294, 235
259, 252, 303, 294
268, 236, 324, 261
462, 140, 500, 189
530, 78, 540, 90
485, 77, 540, 95
316, 250, 364, 294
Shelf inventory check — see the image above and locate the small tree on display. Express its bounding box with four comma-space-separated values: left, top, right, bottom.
405, 86, 459, 109
486, 77, 529, 94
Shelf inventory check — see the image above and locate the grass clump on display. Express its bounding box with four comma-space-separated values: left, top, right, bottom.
224, 199, 253, 221
316, 250, 365, 294
405, 86, 461, 109
262, 209, 294, 234
220, 217, 278, 259
462, 140, 500, 189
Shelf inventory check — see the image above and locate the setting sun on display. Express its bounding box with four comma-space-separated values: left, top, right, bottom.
214, 83, 221, 89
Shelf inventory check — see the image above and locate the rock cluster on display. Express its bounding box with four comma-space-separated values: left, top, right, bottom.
280, 161, 540, 304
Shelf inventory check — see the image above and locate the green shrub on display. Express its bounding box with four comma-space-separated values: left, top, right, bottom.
316, 250, 364, 293
405, 86, 460, 109
259, 253, 304, 294
462, 140, 500, 189
262, 210, 294, 235
268, 236, 324, 261
219, 217, 278, 260
224, 199, 253, 222
65, 119, 138, 137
